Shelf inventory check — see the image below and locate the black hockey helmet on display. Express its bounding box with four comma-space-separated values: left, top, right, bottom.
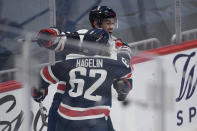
83, 28, 110, 55
89, 6, 116, 27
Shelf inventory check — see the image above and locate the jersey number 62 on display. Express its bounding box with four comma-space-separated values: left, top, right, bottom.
69, 67, 107, 102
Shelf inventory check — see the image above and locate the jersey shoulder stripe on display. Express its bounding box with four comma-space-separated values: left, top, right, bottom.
40, 66, 59, 84
56, 81, 66, 94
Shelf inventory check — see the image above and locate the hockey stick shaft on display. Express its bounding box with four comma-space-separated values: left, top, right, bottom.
39, 102, 48, 126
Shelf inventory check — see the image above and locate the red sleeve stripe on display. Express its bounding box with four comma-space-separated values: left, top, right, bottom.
58, 103, 110, 120
121, 72, 132, 79
57, 81, 66, 94
131, 64, 134, 71
40, 66, 59, 84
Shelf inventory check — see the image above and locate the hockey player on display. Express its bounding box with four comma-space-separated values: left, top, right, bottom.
34, 5, 130, 131
33, 28, 132, 131
37, 6, 126, 56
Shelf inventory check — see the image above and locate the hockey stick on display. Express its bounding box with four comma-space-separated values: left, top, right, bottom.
16, 32, 107, 43
16, 34, 131, 48
17, 32, 131, 47
39, 101, 48, 126
19, 8, 49, 27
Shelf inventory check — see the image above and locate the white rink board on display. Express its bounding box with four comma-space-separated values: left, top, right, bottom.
0, 84, 56, 131
111, 48, 197, 131
0, 48, 197, 131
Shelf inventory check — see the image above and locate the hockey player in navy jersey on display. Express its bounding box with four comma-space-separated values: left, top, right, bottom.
33, 6, 130, 131
33, 28, 132, 131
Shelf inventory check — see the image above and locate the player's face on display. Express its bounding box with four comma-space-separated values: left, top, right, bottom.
100, 18, 115, 34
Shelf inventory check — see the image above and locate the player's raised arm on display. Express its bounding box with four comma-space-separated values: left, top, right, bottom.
36, 27, 82, 52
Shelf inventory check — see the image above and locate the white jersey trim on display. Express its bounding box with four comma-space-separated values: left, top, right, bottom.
55, 32, 67, 51
60, 102, 110, 111
58, 103, 110, 120
58, 110, 106, 120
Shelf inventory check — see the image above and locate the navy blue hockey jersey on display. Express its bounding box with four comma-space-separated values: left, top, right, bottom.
40, 53, 132, 120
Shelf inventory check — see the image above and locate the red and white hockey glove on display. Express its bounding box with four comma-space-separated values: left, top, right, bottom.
115, 38, 131, 48
115, 38, 124, 48
37, 28, 61, 50
32, 87, 48, 103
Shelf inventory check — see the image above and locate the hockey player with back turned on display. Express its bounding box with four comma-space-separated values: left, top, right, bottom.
32, 5, 131, 131
34, 28, 133, 131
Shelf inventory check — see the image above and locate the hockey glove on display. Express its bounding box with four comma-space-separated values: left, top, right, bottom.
115, 38, 130, 48
32, 87, 48, 103
118, 46, 133, 60
37, 28, 61, 49
113, 79, 131, 101
115, 38, 124, 48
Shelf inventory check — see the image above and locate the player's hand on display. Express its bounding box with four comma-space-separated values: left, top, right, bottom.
115, 38, 124, 48
118, 46, 133, 60
37, 28, 61, 49
32, 87, 47, 103
115, 38, 130, 47
113, 79, 131, 101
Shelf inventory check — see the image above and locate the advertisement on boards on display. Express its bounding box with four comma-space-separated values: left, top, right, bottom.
0, 84, 56, 131
128, 48, 197, 131
172, 50, 197, 131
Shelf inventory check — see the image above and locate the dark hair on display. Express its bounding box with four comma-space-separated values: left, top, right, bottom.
89, 6, 116, 28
